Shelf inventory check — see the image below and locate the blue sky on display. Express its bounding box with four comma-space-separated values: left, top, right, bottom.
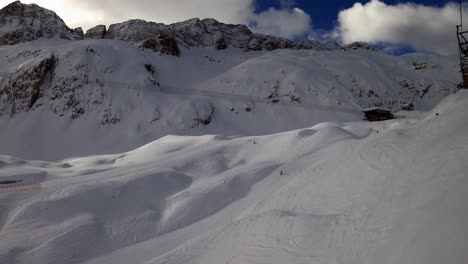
251, 0, 463, 54
255, 0, 456, 31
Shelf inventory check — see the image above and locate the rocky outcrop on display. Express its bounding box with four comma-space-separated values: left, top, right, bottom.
101, 109, 120, 125
401, 102, 415, 111
215, 38, 228, 50
193, 104, 214, 126
342, 42, 376, 51
295, 40, 341, 50
0, 55, 57, 117
106, 19, 170, 42
72, 27, 84, 40
84, 25, 107, 39
0, 47, 108, 120
0, 1, 77, 45
141, 34, 181, 56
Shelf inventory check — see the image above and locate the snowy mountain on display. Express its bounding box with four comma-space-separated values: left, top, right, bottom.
0, 1, 466, 264
0, 1, 82, 45
0, 37, 460, 160
0, 1, 461, 161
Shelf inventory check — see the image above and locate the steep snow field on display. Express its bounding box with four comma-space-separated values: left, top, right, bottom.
0, 39, 460, 160
1, 91, 467, 264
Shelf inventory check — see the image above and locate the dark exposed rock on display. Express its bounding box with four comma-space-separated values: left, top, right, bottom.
412, 60, 439, 71
0, 55, 57, 117
141, 34, 181, 56
0, 1, 74, 45
72, 27, 84, 40
101, 109, 120, 125
294, 40, 341, 50
106, 19, 170, 42
215, 38, 228, 50
267, 81, 280, 103
401, 102, 415, 111
84, 25, 107, 39
144, 64, 155, 75
193, 104, 214, 126
342, 42, 376, 51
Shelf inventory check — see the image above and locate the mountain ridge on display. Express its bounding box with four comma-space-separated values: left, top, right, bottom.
0, 1, 372, 52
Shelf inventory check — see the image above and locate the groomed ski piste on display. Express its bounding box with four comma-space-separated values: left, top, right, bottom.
1, 91, 467, 264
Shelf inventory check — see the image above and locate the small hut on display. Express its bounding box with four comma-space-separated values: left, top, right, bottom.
363, 108, 394, 122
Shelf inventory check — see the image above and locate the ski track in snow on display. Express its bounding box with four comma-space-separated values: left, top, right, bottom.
0, 92, 467, 264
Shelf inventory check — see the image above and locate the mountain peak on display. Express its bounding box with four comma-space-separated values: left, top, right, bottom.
0, 1, 60, 22
0, 0, 82, 45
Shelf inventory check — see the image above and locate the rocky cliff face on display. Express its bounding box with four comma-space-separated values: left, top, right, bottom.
104, 18, 340, 52
84, 25, 107, 39
72, 27, 84, 40
0, 53, 56, 117
0, 1, 80, 45
0, 43, 160, 121
141, 34, 181, 56
0, 50, 90, 119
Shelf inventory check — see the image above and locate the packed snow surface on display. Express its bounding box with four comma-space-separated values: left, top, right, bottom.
1, 91, 467, 264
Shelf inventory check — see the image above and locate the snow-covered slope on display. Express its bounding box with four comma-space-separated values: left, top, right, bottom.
1, 91, 467, 264
0, 38, 460, 160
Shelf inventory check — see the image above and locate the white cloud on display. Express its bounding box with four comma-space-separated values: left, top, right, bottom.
1, 0, 313, 39
332, 0, 465, 54
250, 7, 311, 39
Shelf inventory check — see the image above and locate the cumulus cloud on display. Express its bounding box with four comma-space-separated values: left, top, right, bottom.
332, 0, 466, 54
250, 7, 312, 39
5, 0, 313, 39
